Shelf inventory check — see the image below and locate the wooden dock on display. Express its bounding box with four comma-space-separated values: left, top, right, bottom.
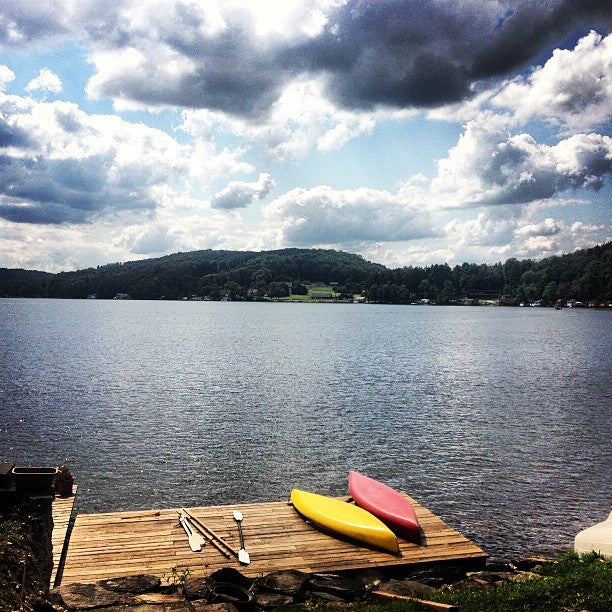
58, 494, 487, 585
51, 485, 78, 587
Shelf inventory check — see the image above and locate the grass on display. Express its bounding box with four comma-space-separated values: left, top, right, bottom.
434, 552, 611, 611
313, 552, 611, 612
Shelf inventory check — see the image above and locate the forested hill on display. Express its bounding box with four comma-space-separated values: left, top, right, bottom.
1, 243, 610, 305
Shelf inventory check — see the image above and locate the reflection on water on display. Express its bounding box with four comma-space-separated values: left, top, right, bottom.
1, 299, 610, 559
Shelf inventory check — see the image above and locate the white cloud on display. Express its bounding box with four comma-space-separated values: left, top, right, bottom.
263, 184, 436, 246
0, 64, 15, 90
0, 92, 250, 224
514, 218, 563, 237
180, 77, 401, 161
430, 117, 612, 207
211, 173, 276, 210
493, 31, 612, 132
25, 67, 62, 93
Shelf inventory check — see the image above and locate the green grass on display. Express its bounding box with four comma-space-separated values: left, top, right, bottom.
311, 552, 611, 612
434, 552, 611, 611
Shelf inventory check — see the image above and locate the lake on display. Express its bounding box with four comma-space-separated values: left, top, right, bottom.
1, 299, 610, 560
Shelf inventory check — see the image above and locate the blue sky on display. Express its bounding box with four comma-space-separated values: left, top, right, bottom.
0, 1, 610, 272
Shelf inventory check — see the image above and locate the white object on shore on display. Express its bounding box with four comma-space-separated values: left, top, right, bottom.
574, 511, 612, 559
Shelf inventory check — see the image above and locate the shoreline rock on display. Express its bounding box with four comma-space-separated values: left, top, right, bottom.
47, 558, 560, 611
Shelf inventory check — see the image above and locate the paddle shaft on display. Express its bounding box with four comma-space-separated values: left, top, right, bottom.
236, 519, 245, 549
178, 513, 204, 551
181, 509, 235, 558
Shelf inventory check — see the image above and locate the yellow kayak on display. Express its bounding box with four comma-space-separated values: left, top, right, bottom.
290, 489, 399, 553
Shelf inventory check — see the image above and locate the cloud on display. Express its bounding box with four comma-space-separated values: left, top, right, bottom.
431, 118, 612, 207
180, 77, 390, 161
0, 64, 15, 90
493, 31, 612, 131
469, 0, 612, 79
263, 185, 436, 245
4, 1, 608, 119
25, 67, 62, 93
0, 2, 72, 48
211, 173, 275, 210
514, 218, 563, 237
0, 92, 248, 225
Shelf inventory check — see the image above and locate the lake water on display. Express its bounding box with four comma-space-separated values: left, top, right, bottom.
1, 299, 610, 560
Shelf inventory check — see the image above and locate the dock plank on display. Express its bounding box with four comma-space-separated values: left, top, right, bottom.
60, 494, 486, 584
50, 485, 78, 587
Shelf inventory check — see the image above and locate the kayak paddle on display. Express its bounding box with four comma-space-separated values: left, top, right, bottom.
177, 511, 206, 552
232, 510, 250, 564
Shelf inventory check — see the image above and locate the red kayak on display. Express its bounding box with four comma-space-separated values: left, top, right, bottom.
348, 471, 421, 543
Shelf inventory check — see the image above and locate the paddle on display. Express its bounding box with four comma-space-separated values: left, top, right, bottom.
177, 511, 206, 552
180, 508, 232, 559
232, 510, 250, 565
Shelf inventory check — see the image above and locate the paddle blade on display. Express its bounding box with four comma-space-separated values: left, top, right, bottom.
238, 548, 250, 564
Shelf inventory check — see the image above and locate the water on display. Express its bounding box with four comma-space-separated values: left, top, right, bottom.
1, 299, 610, 560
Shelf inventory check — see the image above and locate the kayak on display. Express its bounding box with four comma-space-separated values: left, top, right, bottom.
348, 471, 421, 543
574, 511, 612, 559
290, 489, 399, 553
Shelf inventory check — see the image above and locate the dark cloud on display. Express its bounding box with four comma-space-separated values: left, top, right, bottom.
0, 154, 155, 224
2, 1, 610, 117
471, 0, 612, 78
300, 0, 612, 111
0, 4, 71, 48
0, 117, 33, 148
472, 133, 612, 205
90, 1, 612, 116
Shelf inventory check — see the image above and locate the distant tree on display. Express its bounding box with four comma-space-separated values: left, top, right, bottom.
292, 283, 308, 295
266, 282, 290, 298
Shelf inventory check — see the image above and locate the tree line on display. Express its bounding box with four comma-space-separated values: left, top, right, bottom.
0, 242, 610, 305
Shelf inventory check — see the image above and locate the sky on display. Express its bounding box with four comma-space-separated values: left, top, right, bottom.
0, 0, 611, 273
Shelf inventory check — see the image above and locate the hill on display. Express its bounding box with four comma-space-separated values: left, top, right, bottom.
0, 243, 610, 305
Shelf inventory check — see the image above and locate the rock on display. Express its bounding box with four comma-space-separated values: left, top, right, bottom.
310, 590, 350, 603
354, 569, 385, 591
509, 570, 540, 582
208, 568, 252, 590
514, 556, 556, 571
191, 603, 239, 612
406, 564, 468, 587
380, 578, 435, 597
99, 574, 161, 593
253, 590, 295, 609
466, 570, 517, 584
103, 604, 192, 611
134, 592, 186, 604
184, 576, 215, 600
59, 582, 122, 609
254, 569, 309, 595
308, 573, 365, 601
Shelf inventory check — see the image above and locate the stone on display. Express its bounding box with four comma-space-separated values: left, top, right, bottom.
514, 556, 556, 571
252, 591, 295, 609
191, 602, 239, 612
59, 582, 121, 609
308, 573, 365, 601
103, 604, 191, 611
407, 564, 468, 587
99, 574, 161, 593
254, 569, 309, 595
184, 576, 215, 599
380, 578, 435, 597
208, 568, 252, 590
355, 569, 385, 591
